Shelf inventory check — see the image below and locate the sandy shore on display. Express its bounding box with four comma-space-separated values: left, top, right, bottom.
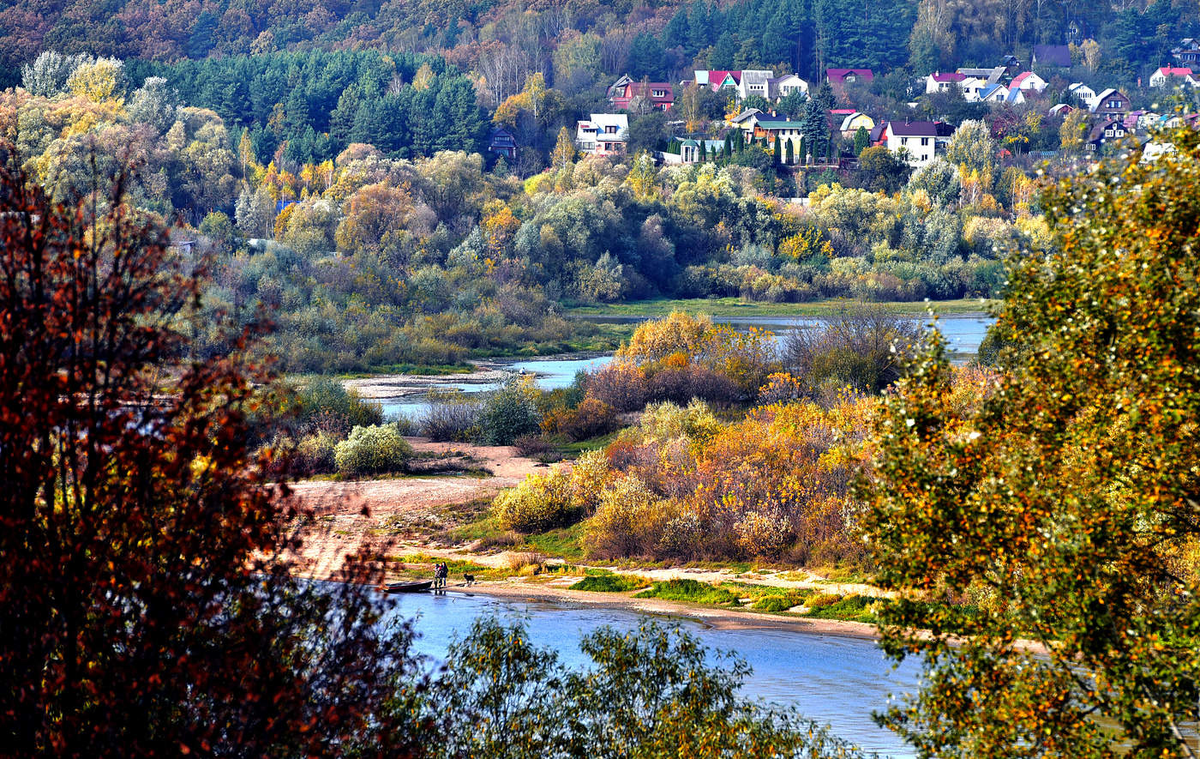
342, 362, 512, 400
428, 579, 884, 639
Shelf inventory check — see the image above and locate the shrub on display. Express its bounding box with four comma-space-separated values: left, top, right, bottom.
478, 380, 541, 446
420, 394, 481, 442
645, 364, 741, 406
293, 431, 338, 475
569, 449, 611, 513
295, 377, 383, 436
542, 397, 617, 441
334, 424, 413, 476
513, 434, 555, 458
733, 509, 794, 557
585, 362, 649, 412
494, 468, 578, 533
584, 475, 677, 559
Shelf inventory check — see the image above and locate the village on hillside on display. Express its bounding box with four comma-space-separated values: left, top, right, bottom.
503, 43, 1200, 176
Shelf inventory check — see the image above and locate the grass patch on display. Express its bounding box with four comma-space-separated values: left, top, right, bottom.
567, 297, 995, 318
569, 571, 649, 593
554, 430, 621, 458
802, 594, 885, 623
635, 579, 741, 606
523, 522, 587, 562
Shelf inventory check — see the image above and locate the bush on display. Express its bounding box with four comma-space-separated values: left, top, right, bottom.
478, 380, 541, 446
293, 431, 338, 475
513, 434, 554, 458
493, 468, 578, 533
569, 449, 612, 513
295, 377, 383, 436
420, 393, 481, 442
541, 397, 617, 441
333, 424, 413, 476
584, 475, 677, 559
645, 364, 741, 406
585, 362, 649, 412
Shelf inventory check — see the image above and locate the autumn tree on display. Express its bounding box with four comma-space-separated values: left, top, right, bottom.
0, 147, 422, 756
861, 132, 1200, 756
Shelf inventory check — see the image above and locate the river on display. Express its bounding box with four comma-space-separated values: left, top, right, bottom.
379, 313, 993, 421
382, 588, 922, 758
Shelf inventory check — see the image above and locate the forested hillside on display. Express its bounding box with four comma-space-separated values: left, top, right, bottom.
4, 0, 1198, 93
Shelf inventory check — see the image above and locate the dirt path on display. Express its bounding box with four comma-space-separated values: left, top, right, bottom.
288, 438, 550, 578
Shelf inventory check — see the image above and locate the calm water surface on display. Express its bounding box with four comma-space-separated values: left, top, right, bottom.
381, 589, 922, 758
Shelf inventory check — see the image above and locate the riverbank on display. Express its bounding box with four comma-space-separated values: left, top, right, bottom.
567, 297, 996, 318
405, 579, 883, 639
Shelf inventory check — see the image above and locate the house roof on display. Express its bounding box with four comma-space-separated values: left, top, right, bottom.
1011, 72, 1041, 88
740, 70, 771, 85
708, 70, 741, 85
930, 72, 966, 82
1088, 118, 1125, 141
827, 68, 874, 84
957, 66, 1006, 84
839, 112, 873, 131
979, 83, 1008, 99
754, 120, 802, 130
1005, 88, 1026, 104
1156, 66, 1194, 77
730, 108, 762, 124
1092, 88, 1127, 109
1033, 44, 1072, 67
621, 82, 674, 99
769, 74, 805, 84
888, 120, 941, 137
1048, 103, 1074, 115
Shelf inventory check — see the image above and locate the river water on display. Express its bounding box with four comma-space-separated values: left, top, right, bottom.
382, 589, 922, 758
379, 314, 993, 420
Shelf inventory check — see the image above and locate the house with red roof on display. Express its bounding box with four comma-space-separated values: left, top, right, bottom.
609, 80, 674, 111
694, 70, 742, 92
1010, 71, 1048, 92
925, 72, 966, 94
1150, 67, 1199, 88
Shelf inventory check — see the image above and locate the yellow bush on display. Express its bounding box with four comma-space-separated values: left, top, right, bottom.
569, 449, 611, 512
584, 475, 677, 558
493, 467, 576, 533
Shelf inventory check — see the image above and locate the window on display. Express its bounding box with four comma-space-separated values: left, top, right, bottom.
652, 89, 666, 97
921, 137, 930, 146
901, 137, 908, 146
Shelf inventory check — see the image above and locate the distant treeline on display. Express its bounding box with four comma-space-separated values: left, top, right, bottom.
127, 51, 487, 165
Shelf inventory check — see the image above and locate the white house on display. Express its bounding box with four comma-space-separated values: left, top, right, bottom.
1067, 83, 1099, 109
768, 74, 808, 100
979, 83, 1010, 103
1010, 71, 1048, 92
738, 70, 772, 100
885, 121, 953, 166
1048, 103, 1074, 117
960, 77, 989, 101
576, 114, 628, 156
1150, 66, 1199, 88
925, 72, 966, 94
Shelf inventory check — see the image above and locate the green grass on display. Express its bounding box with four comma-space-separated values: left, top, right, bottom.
635, 579, 742, 606
803, 594, 885, 623
569, 571, 650, 593
554, 430, 621, 458
523, 522, 587, 562
566, 297, 995, 318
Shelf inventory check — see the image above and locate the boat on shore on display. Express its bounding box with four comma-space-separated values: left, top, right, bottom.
385, 580, 433, 593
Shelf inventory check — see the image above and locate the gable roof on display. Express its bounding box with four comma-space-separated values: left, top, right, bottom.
708, 70, 741, 85
1033, 45, 1072, 67
730, 108, 762, 124
753, 119, 801, 130
979, 83, 1008, 100
827, 68, 874, 84
1010, 71, 1042, 88
930, 72, 966, 83
1092, 88, 1127, 107
888, 120, 940, 137
957, 66, 1007, 84
839, 112, 873, 131
1156, 66, 1195, 77
740, 70, 771, 85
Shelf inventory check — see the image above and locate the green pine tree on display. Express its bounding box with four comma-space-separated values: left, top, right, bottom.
854, 125, 869, 155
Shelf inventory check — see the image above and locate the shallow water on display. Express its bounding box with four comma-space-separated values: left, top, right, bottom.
381, 589, 922, 757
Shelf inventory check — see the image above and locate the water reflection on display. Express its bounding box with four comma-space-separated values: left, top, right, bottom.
381, 589, 922, 758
